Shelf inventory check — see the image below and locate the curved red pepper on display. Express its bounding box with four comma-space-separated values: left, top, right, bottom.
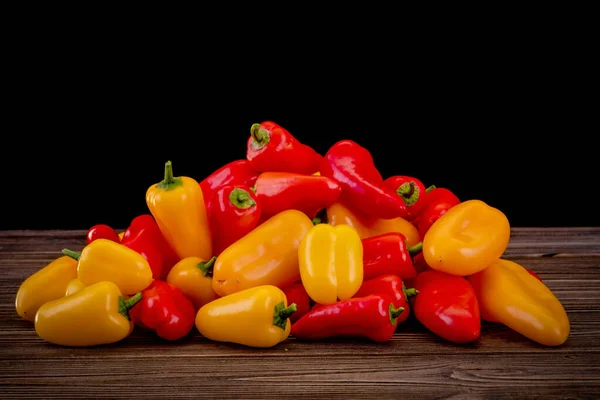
254, 172, 341, 219
121, 214, 180, 280
281, 282, 312, 324
246, 121, 322, 174
383, 175, 428, 221
129, 280, 196, 341
199, 159, 259, 209
411, 270, 481, 344
86, 224, 120, 244
414, 187, 460, 239
208, 184, 262, 256
354, 274, 417, 324
291, 294, 404, 343
362, 233, 421, 281
320, 140, 408, 220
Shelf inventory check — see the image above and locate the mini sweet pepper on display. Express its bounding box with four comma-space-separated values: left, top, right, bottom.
65, 278, 86, 297
362, 232, 421, 281
166, 256, 219, 311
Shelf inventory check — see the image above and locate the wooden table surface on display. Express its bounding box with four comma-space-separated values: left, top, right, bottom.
1, 228, 599, 399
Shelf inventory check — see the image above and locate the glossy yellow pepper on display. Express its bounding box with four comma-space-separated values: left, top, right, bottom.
195, 285, 296, 348
422, 199, 511, 276
62, 238, 153, 295
34, 281, 142, 347
65, 278, 86, 296
326, 202, 420, 247
166, 256, 219, 310
298, 224, 363, 305
146, 160, 212, 260
468, 259, 570, 346
15, 256, 78, 322
212, 209, 313, 297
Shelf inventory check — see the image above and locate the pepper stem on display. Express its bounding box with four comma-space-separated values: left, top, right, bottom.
426, 185, 436, 193
62, 248, 81, 261
273, 301, 297, 330
250, 123, 270, 150
118, 292, 143, 321
311, 217, 322, 225
156, 161, 183, 190
388, 304, 405, 326
229, 188, 256, 209
407, 242, 423, 256
197, 256, 217, 277
396, 182, 420, 207
403, 287, 419, 298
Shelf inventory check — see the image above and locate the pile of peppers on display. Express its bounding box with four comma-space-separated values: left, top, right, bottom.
15, 120, 570, 348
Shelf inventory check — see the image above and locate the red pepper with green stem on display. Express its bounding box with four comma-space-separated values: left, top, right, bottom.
362, 232, 422, 281
86, 224, 120, 244
291, 294, 404, 342
281, 283, 312, 324
199, 160, 259, 210
354, 274, 417, 324
414, 187, 460, 239
320, 140, 409, 220
383, 176, 428, 221
253, 172, 341, 220
246, 121, 322, 174
208, 184, 262, 256
129, 280, 196, 341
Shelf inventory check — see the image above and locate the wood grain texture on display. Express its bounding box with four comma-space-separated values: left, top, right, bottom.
1, 228, 599, 399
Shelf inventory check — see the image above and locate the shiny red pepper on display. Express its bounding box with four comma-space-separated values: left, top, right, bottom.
362, 233, 422, 281
281, 283, 312, 324
121, 214, 180, 280
354, 274, 417, 324
129, 280, 196, 341
208, 184, 262, 256
320, 140, 409, 220
254, 172, 341, 220
199, 159, 259, 210
291, 294, 404, 343
246, 121, 322, 174
414, 187, 460, 239
411, 270, 481, 344
86, 224, 120, 244
383, 175, 428, 221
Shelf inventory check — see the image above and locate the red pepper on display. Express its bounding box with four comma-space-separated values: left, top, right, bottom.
291, 294, 404, 342
281, 283, 312, 324
320, 140, 408, 219
199, 159, 259, 210
414, 187, 460, 239
254, 172, 341, 220
362, 233, 422, 281
86, 224, 120, 244
121, 214, 180, 280
354, 274, 417, 324
411, 270, 481, 344
383, 175, 428, 221
208, 184, 262, 256
246, 121, 322, 174
129, 280, 196, 341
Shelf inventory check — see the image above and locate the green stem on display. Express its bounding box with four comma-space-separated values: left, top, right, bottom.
229, 188, 256, 209
197, 256, 217, 277
388, 304, 405, 326
311, 217, 322, 225
403, 287, 418, 298
250, 123, 270, 150
156, 161, 183, 190
396, 182, 419, 207
273, 301, 297, 330
426, 185, 436, 193
118, 292, 143, 320
62, 248, 81, 261
407, 242, 423, 256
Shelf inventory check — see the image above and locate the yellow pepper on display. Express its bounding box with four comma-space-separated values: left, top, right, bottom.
146, 160, 212, 260
34, 281, 142, 347
195, 285, 296, 348
166, 256, 219, 310
468, 259, 570, 346
326, 201, 420, 247
15, 256, 78, 322
422, 199, 511, 276
298, 224, 363, 305
212, 209, 313, 297
65, 278, 86, 297
62, 238, 153, 295
118, 232, 124, 241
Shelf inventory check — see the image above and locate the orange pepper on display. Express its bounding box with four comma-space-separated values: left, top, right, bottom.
326, 201, 420, 247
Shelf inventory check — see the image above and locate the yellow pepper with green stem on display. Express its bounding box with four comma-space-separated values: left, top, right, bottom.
166, 256, 219, 311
